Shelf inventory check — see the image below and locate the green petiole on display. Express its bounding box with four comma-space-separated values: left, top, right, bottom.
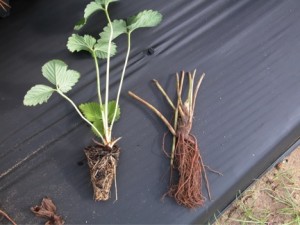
92, 51, 107, 138
56, 89, 104, 141
104, 8, 114, 144
110, 32, 132, 132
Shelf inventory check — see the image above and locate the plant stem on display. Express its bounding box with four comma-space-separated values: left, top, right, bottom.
128, 91, 176, 135
56, 89, 105, 143
151, 78, 178, 167
188, 72, 194, 110
192, 72, 205, 113
187, 72, 194, 123
110, 32, 132, 132
104, 8, 114, 143
176, 72, 185, 119
171, 100, 179, 167
152, 79, 176, 110
93, 52, 107, 141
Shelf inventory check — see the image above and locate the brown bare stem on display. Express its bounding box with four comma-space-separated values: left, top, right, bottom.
187, 71, 195, 123
192, 73, 205, 113
188, 71, 195, 109
176, 73, 185, 118
170, 97, 179, 168
152, 79, 176, 110
128, 91, 176, 136
0, 209, 17, 225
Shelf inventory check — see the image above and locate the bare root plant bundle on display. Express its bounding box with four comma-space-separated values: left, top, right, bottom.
129, 70, 221, 208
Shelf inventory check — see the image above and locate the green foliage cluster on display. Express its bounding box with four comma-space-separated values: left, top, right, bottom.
24, 0, 162, 147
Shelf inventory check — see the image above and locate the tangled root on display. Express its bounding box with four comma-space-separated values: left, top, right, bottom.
168, 133, 206, 208
84, 144, 120, 201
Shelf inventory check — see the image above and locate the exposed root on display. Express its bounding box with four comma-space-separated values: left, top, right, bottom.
0, 209, 17, 225
84, 144, 120, 201
168, 134, 206, 208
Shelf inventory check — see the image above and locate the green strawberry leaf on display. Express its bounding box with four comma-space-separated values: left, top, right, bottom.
79, 101, 120, 123
42, 60, 80, 93
74, 1, 104, 30
42, 60, 67, 85
74, 0, 119, 30
74, 18, 86, 31
92, 120, 105, 137
23, 85, 55, 106
107, 100, 120, 122
67, 34, 96, 54
100, 19, 127, 41
57, 69, 80, 93
79, 100, 119, 137
127, 10, 162, 33
94, 39, 117, 59
95, 0, 118, 8
79, 102, 102, 123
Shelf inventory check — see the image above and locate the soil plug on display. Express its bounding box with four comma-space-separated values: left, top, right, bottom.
0, 209, 17, 225
129, 70, 221, 208
31, 197, 64, 225
23, 0, 162, 201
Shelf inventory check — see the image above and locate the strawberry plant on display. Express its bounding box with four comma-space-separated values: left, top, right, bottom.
129, 71, 221, 208
24, 0, 162, 201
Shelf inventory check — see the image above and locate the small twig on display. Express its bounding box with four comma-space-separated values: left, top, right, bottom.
0, 209, 17, 225
128, 91, 176, 135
